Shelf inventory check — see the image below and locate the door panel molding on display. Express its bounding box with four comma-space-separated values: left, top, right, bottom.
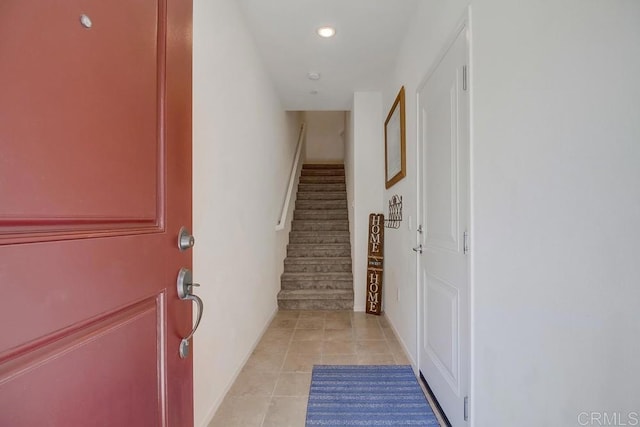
424, 75, 461, 253
0, 295, 167, 425
0, 0, 169, 245
0, 295, 162, 370
424, 273, 460, 393
0, 222, 165, 245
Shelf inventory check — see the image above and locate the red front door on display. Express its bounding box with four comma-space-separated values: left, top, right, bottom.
0, 1, 193, 426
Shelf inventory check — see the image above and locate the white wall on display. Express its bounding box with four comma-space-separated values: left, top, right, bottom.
383, 0, 640, 426
192, 0, 301, 425
346, 93, 385, 311
472, 1, 640, 425
304, 111, 346, 163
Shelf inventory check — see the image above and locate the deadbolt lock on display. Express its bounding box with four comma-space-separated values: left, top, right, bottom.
178, 227, 195, 251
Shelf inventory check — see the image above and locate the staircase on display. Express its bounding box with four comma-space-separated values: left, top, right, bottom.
277, 164, 354, 310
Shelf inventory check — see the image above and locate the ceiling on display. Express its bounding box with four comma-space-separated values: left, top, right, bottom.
237, 0, 420, 111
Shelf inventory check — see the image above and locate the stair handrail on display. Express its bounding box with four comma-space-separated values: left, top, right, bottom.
276, 123, 306, 231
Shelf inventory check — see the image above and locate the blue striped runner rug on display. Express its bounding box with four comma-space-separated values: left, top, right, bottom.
306, 365, 439, 426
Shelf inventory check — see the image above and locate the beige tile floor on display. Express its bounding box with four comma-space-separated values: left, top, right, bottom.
208, 310, 440, 427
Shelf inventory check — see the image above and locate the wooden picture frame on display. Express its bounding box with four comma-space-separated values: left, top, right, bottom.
384, 86, 406, 189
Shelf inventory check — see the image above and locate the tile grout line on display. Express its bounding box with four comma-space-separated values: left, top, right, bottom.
259, 312, 299, 427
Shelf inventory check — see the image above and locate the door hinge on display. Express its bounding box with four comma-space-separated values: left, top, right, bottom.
464, 396, 469, 421
463, 231, 469, 255
462, 65, 468, 91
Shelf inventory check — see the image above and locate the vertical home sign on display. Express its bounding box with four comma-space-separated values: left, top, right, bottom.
366, 213, 384, 315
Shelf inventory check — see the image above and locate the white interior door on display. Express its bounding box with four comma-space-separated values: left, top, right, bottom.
417, 26, 470, 427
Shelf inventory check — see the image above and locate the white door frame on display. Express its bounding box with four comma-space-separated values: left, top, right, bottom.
415, 8, 473, 425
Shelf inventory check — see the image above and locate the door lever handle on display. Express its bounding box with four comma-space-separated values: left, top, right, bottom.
412, 244, 423, 254
177, 268, 204, 359
179, 294, 203, 359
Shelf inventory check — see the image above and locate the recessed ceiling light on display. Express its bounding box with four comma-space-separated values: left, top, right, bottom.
317, 26, 336, 38
307, 72, 321, 81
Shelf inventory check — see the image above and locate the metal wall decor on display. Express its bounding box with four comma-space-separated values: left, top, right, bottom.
384, 195, 403, 229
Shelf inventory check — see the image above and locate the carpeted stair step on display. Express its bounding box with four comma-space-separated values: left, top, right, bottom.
296, 199, 347, 210
289, 231, 350, 244
277, 289, 354, 310
287, 243, 350, 257
299, 175, 345, 183
294, 209, 348, 220
296, 191, 347, 201
281, 272, 353, 290
291, 220, 349, 232
284, 257, 352, 273
298, 183, 346, 192
303, 164, 345, 170
301, 168, 345, 176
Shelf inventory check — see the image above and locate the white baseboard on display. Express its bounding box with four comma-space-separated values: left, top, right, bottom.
383, 313, 417, 369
